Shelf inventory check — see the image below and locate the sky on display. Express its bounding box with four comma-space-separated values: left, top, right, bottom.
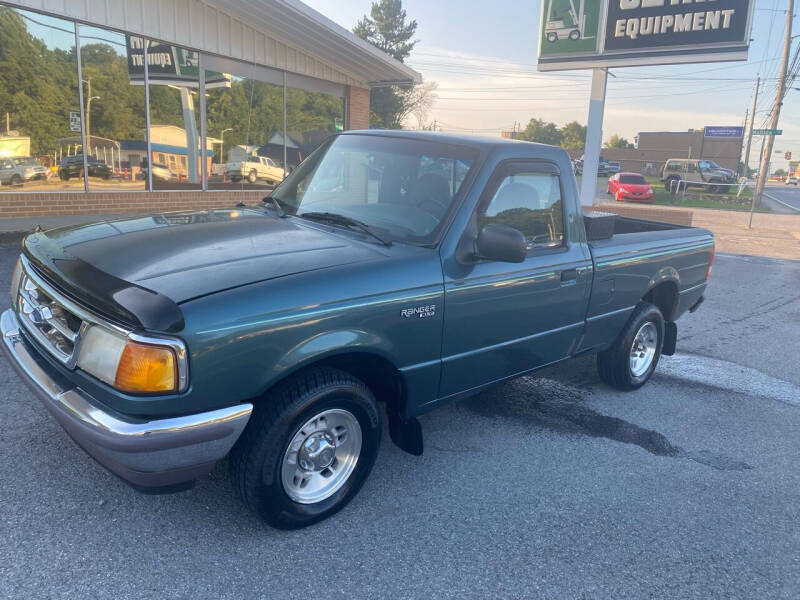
305, 0, 799, 167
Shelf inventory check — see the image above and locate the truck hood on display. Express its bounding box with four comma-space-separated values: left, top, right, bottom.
24, 208, 384, 310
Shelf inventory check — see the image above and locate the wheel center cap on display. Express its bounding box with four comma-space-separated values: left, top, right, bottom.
298, 432, 336, 471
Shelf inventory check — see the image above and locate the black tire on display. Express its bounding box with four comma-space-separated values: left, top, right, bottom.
248, 170, 257, 184
718, 185, 731, 194
664, 176, 680, 192
229, 366, 381, 529
707, 184, 720, 194
546, 32, 557, 42
10, 174, 22, 186
568, 29, 580, 40
597, 302, 664, 391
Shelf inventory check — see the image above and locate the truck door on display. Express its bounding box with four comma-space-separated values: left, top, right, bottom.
439, 161, 592, 398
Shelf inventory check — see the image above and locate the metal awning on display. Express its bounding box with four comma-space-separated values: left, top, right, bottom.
213, 0, 422, 86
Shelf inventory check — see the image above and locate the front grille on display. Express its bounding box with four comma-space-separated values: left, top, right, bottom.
15, 266, 86, 368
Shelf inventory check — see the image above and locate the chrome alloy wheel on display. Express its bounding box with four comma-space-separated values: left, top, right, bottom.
629, 321, 658, 378
281, 409, 362, 504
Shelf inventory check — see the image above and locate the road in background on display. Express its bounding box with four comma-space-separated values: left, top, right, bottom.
763, 183, 800, 213
0, 246, 798, 599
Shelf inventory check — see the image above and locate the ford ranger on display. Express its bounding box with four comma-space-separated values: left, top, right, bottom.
2, 131, 713, 529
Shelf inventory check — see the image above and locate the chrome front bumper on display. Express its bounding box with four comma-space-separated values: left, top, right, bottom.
1, 309, 252, 491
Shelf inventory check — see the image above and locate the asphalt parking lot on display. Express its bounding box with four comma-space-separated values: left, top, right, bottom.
1, 244, 798, 599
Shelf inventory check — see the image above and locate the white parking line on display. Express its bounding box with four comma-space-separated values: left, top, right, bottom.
657, 353, 800, 407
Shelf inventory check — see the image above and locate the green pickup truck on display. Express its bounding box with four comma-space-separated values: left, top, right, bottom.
2, 132, 713, 529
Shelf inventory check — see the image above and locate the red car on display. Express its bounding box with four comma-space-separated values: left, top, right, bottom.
607, 172, 654, 203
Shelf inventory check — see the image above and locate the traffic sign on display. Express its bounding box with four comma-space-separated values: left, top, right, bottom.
69, 111, 81, 132
752, 128, 782, 136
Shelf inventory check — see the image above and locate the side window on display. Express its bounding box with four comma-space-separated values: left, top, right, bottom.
686, 162, 697, 173
0, 160, 12, 170
666, 161, 680, 171
480, 171, 565, 250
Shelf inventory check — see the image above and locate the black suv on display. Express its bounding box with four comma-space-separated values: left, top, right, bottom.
58, 155, 113, 181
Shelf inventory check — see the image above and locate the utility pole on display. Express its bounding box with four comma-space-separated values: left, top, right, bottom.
751, 0, 793, 227
743, 75, 760, 177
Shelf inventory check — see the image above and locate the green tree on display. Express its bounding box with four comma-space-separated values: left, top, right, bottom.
518, 118, 563, 146
560, 121, 586, 150
605, 134, 633, 149
354, 0, 417, 128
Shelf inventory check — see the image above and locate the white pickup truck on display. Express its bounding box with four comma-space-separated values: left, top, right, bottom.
225, 156, 285, 184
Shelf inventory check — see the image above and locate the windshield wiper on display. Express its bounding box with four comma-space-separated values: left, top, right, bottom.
261, 195, 288, 218
298, 212, 392, 246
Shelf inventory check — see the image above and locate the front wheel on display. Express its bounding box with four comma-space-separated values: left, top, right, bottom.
10, 174, 22, 186
229, 367, 381, 529
597, 302, 664, 391
248, 170, 257, 184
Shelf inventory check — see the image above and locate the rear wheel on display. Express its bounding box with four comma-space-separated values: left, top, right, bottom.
248, 170, 257, 184
10, 174, 22, 186
597, 302, 664, 391
229, 367, 381, 529
568, 29, 580, 40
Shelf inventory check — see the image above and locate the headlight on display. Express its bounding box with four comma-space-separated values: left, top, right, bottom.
647, 187, 653, 194
77, 326, 183, 394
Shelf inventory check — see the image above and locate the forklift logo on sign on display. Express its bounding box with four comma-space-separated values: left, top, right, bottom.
540, 0, 603, 57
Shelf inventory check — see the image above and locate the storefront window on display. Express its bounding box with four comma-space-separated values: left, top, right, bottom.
78, 25, 146, 190
142, 40, 204, 190
204, 58, 285, 190
0, 7, 81, 191
286, 87, 344, 172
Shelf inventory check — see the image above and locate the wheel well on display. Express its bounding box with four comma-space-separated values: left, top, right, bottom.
262, 352, 406, 417
644, 281, 678, 321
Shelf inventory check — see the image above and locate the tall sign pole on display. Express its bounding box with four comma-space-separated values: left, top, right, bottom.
742, 75, 759, 177
751, 0, 793, 227
579, 68, 608, 207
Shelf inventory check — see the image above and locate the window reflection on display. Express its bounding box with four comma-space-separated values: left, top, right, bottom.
0, 7, 81, 191
286, 88, 344, 171
140, 39, 207, 190
78, 24, 146, 190
205, 67, 285, 191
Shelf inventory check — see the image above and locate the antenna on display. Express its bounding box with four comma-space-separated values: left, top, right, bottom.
241, 60, 259, 206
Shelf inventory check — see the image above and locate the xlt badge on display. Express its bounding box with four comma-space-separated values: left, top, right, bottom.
401, 304, 436, 319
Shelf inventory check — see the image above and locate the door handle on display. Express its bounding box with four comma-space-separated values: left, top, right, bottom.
560, 269, 578, 284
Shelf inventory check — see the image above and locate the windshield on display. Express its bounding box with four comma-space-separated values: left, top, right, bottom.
273, 134, 478, 245
619, 175, 646, 184
698, 160, 721, 170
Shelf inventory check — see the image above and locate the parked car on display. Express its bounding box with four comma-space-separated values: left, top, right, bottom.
58, 155, 113, 181
785, 176, 798, 186
2, 131, 714, 529
141, 161, 176, 181
607, 172, 655, 203
661, 158, 735, 193
12, 156, 48, 182
0, 157, 26, 186
575, 156, 619, 177
226, 155, 285, 184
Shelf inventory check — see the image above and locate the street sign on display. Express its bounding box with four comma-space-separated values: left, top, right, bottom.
704, 126, 743, 138
69, 111, 81, 132
538, 0, 755, 71
752, 129, 782, 136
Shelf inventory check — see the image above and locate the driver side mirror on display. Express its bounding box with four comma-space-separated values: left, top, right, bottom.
475, 223, 527, 263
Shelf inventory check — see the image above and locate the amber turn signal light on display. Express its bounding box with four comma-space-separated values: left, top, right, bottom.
114, 342, 177, 394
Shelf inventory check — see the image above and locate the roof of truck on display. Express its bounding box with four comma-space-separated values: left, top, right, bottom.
342, 129, 554, 151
